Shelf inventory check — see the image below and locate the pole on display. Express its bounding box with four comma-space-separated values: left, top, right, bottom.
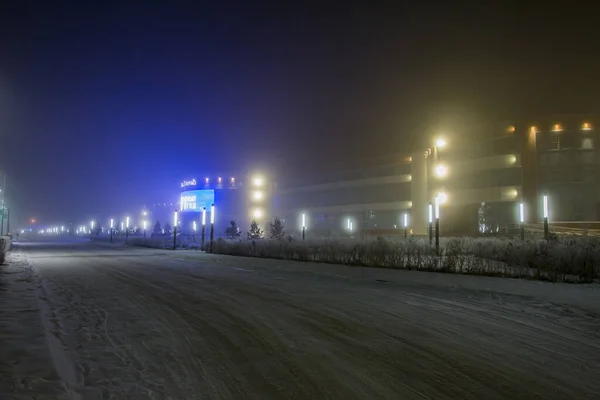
520, 223, 525, 241
1, 173, 6, 236
434, 196, 440, 254
110, 228, 113, 243
302, 226, 306, 240
173, 210, 178, 250
428, 202, 433, 246
125, 227, 129, 245
209, 203, 215, 253
201, 207, 206, 251
544, 217, 549, 240
6, 209, 10, 236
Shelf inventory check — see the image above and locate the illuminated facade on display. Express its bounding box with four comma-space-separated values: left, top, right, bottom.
275, 114, 598, 236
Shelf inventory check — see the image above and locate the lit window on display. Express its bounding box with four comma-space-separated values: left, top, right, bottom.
582, 122, 592, 131
551, 124, 563, 132
582, 138, 594, 150
549, 134, 560, 151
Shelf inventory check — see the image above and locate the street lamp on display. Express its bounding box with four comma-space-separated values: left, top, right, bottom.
110, 218, 114, 243
301, 213, 306, 240
125, 216, 130, 244
542, 195, 549, 240
173, 210, 178, 250
428, 202, 433, 245
201, 207, 206, 251
403, 212, 408, 239
143, 220, 147, 237
434, 195, 440, 253
209, 203, 215, 252
519, 202, 525, 241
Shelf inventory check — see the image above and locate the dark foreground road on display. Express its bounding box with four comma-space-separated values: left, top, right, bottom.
2, 241, 600, 399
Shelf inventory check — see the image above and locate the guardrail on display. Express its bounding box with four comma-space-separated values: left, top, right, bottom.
526, 223, 600, 237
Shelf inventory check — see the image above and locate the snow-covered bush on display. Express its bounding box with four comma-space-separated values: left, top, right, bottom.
211, 236, 599, 283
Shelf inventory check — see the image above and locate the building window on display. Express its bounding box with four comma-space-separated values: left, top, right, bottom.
582, 138, 594, 150
549, 134, 560, 151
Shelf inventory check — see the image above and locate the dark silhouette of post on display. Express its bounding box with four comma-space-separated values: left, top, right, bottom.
209, 204, 215, 253
302, 226, 306, 240
428, 202, 433, 246
434, 197, 440, 254
201, 207, 206, 251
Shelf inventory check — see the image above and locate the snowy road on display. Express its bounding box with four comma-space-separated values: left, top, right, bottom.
2, 241, 600, 399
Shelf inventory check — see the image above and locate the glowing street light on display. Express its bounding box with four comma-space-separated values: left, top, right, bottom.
209, 204, 215, 253
519, 202, 525, 241
253, 208, 263, 219
428, 202, 433, 245
173, 211, 178, 227
301, 213, 306, 240
126, 217, 130, 229
253, 191, 263, 200
435, 138, 447, 149
193, 220, 197, 232
201, 207, 206, 250
90, 220, 95, 230
434, 196, 440, 253
403, 212, 408, 239
542, 195, 549, 240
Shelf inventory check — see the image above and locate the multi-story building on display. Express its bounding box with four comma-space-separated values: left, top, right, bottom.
274, 114, 598, 237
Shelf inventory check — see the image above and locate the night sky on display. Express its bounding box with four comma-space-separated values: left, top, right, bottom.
1, 1, 599, 226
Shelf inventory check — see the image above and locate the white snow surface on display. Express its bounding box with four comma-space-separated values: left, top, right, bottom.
1, 241, 600, 399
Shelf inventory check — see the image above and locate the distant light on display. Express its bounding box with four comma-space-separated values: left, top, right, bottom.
202, 207, 206, 226
434, 196, 440, 219
543, 195, 549, 219
530, 126, 538, 134
253, 176, 264, 186
143, 211, 147, 216
582, 122, 592, 131
143, 220, 147, 230
90, 220, 95, 229
174, 211, 178, 227
301, 213, 306, 229
437, 192, 448, 204
435, 138, 447, 149
403, 213, 408, 228
218, 177, 222, 183
210, 204, 215, 224
507, 189, 518, 199
120, 222, 124, 230
61, 226, 64, 232
126, 216, 130, 228
507, 126, 516, 133
551, 124, 563, 132
193, 221, 197, 232
231, 177, 235, 184
519, 203, 525, 223
508, 154, 517, 164
110, 218, 114, 229
252, 208, 263, 219
31, 219, 36, 224
428, 203, 433, 223
434, 164, 448, 178
205, 177, 209, 184
253, 191, 263, 200
347, 218, 351, 230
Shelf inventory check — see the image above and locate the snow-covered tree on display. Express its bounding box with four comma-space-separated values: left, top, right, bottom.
269, 217, 285, 240
247, 220, 264, 240
225, 220, 241, 239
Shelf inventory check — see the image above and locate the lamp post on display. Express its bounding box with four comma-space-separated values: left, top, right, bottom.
173, 210, 178, 250
209, 203, 215, 253
201, 207, 206, 251
125, 216, 130, 244
543, 195, 549, 240
403, 212, 408, 239
434, 196, 440, 254
428, 203, 433, 245
301, 213, 306, 240
519, 202, 525, 241
110, 218, 114, 243
143, 220, 147, 238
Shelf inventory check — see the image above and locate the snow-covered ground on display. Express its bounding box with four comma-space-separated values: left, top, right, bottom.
2, 241, 600, 399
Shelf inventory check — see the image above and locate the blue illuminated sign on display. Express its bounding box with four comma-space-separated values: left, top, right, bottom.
180, 190, 214, 212
181, 178, 197, 189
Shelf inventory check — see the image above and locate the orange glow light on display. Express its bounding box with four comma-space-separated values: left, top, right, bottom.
582, 122, 592, 131
507, 126, 515, 133
551, 124, 563, 132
